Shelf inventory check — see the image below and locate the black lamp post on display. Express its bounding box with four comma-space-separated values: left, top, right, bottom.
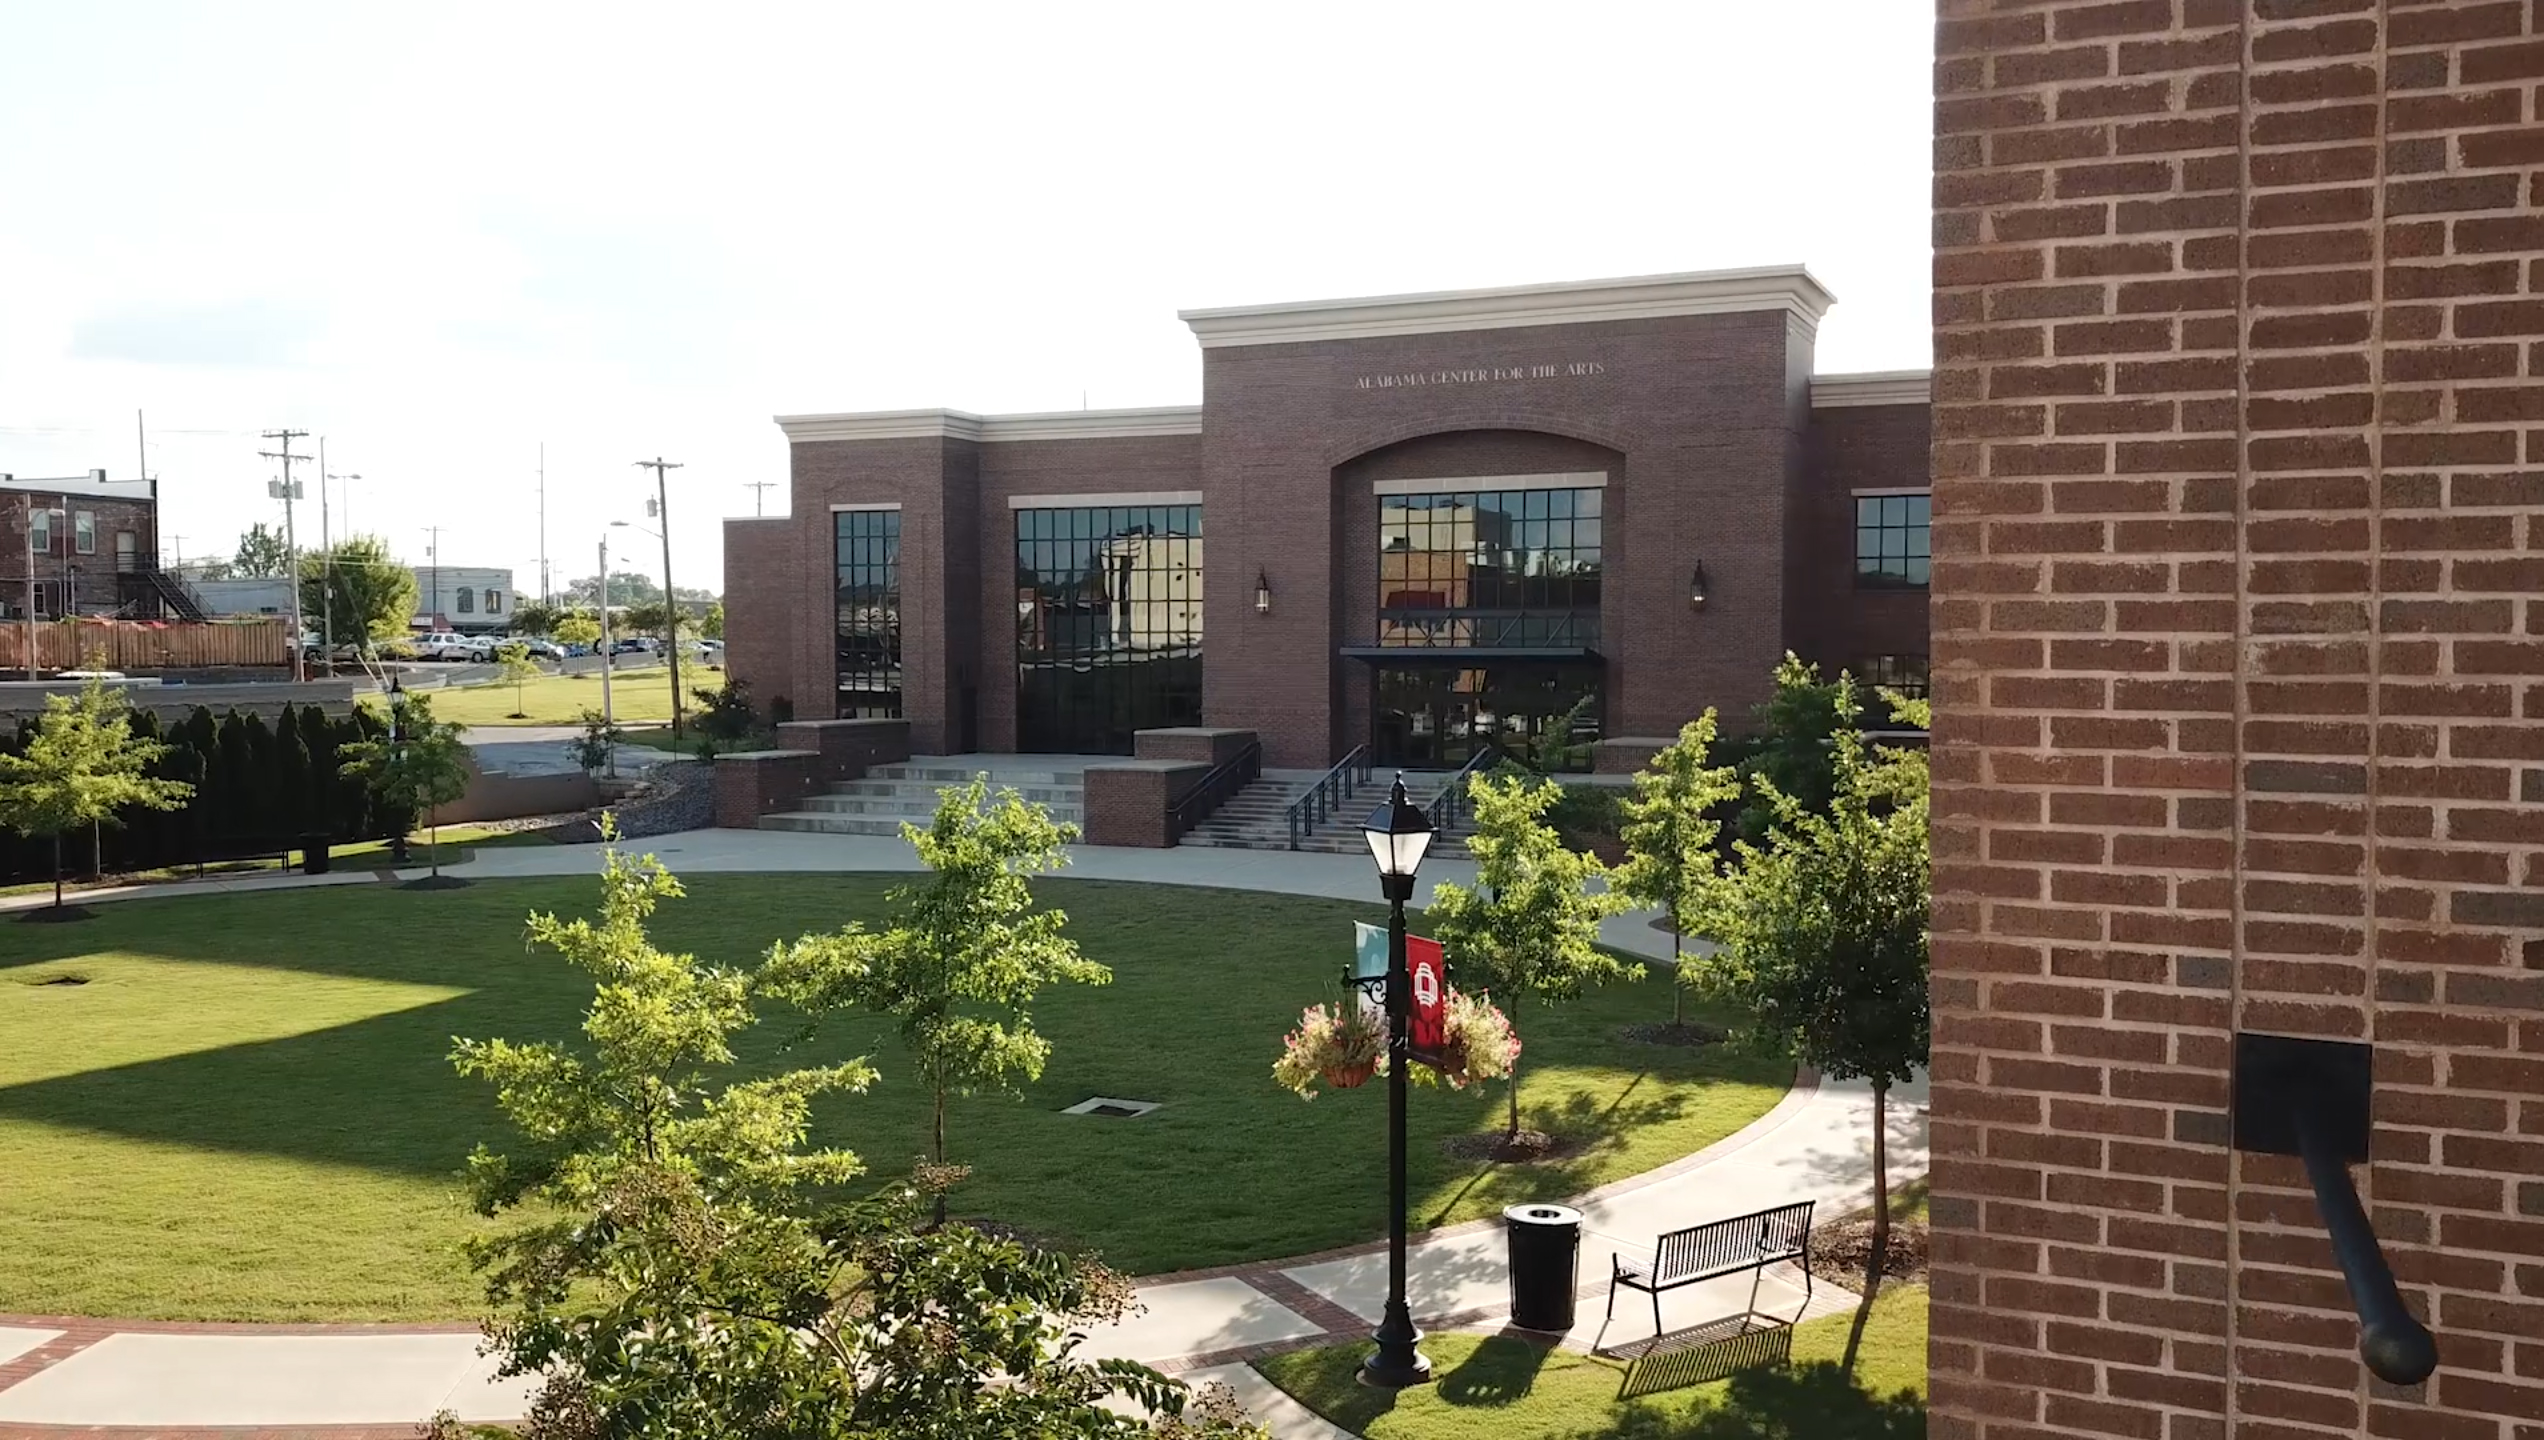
1359, 775, 1435, 1389
386, 672, 410, 864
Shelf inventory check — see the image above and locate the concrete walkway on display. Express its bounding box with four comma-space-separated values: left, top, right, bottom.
0, 826, 1924, 1437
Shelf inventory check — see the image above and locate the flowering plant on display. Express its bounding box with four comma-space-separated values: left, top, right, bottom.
1416, 988, 1521, 1090
1272, 1000, 1389, 1099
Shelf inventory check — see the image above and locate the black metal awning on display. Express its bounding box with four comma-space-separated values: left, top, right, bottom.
1339, 646, 1605, 665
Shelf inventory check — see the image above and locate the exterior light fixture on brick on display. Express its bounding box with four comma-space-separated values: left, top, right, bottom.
1256, 568, 1272, 616
1688, 561, 1710, 610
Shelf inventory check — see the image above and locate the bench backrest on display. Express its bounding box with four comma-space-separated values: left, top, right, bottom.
1652, 1200, 1815, 1285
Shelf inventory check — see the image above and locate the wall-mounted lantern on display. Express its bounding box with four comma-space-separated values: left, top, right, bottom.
2233, 1032, 2438, 1386
1256, 568, 1273, 616
1688, 561, 1710, 611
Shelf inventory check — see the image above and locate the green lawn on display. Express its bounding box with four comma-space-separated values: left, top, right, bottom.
369, 667, 720, 727
0, 875, 1786, 1321
1256, 1287, 1927, 1440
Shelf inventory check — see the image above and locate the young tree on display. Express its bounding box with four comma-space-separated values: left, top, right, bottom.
232, 522, 293, 578
492, 642, 542, 719
1699, 680, 1930, 1292
298, 535, 419, 649
564, 570, 661, 607
552, 610, 602, 652
762, 778, 1111, 1223
1730, 653, 1846, 846
340, 690, 472, 881
0, 679, 193, 914
1426, 772, 1637, 1142
701, 600, 725, 641
1615, 711, 1743, 1034
449, 839, 1256, 1440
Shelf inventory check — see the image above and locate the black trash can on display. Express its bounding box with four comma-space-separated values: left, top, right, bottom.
1504, 1202, 1583, 1333
301, 837, 331, 876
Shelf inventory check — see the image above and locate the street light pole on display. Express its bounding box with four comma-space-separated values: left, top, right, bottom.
1360, 776, 1436, 1390
386, 672, 410, 864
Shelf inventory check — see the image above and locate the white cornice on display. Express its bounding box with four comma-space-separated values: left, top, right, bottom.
776, 407, 1202, 445
1810, 370, 1933, 408
1178, 265, 1838, 349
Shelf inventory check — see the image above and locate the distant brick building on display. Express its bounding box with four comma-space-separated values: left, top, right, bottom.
727, 267, 1933, 765
0, 471, 194, 619
1931, 4, 2544, 1439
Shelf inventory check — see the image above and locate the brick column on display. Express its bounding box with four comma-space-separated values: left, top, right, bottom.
1934, 5, 2544, 1440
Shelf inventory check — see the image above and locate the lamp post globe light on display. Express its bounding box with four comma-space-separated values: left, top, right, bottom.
1360, 774, 1435, 1389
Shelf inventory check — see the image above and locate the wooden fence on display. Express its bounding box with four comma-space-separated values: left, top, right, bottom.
0, 618, 287, 672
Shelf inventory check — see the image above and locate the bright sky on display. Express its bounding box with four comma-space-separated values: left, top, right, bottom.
0, 1, 1934, 597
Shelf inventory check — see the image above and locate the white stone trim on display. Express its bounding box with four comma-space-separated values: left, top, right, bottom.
1370, 471, 1607, 496
1810, 370, 1932, 408
1006, 490, 1203, 509
978, 408, 1201, 442
827, 501, 903, 513
1179, 265, 1836, 349
1851, 485, 1931, 497
777, 407, 1202, 444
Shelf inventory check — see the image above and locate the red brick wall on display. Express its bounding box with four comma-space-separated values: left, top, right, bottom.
722, 516, 799, 717
0, 492, 158, 616
1932, 4, 2544, 1439
1800, 404, 1935, 678
1201, 310, 1810, 764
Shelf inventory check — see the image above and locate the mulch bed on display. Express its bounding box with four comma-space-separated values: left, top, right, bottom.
1805, 1215, 1930, 1289
1620, 1020, 1727, 1048
1443, 1128, 1589, 1165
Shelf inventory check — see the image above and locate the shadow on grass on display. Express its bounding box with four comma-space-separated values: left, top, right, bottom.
1436, 1330, 1555, 1406
1599, 1363, 1927, 1439
1421, 1077, 1696, 1228
1614, 1319, 1793, 1398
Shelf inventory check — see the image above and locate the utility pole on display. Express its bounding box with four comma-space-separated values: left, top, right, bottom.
634, 457, 685, 739
743, 479, 775, 517
423, 525, 442, 621
324, 466, 359, 674
538, 444, 550, 606
259, 429, 311, 681
598, 535, 616, 778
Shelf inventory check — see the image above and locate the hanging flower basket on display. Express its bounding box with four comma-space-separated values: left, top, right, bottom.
1414, 989, 1521, 1091
1273, 1001, 1388, 1100
1323, 1058, 1378, 1090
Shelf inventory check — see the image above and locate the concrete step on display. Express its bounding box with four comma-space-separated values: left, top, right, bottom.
872, 764, 1085, 787
761, 812, 928, 837
800, 794, 1084, 821
826, 780, 1083, 806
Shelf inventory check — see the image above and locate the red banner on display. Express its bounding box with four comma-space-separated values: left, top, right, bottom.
1408, 934, 1447, 1069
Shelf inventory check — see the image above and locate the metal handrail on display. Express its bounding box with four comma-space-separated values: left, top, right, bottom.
1166, 740, 1263, 843
1424, 745, 1500, 836
1285, 744, 1373, 850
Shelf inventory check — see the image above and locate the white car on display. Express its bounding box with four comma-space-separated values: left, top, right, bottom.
415, 632, 481, 662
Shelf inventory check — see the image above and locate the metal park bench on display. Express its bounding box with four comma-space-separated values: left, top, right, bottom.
1604, 1200, 1815, 1340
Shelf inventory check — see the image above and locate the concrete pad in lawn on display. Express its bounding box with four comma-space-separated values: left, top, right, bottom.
0, 1332, 530, 1427
1080, 1279, 1324, 1365
0, 1326, 62, 1367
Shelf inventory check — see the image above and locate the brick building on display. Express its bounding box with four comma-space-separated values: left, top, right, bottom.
0, 471, 193, 619
727, 266, 1933, 767
1932, 4, 2544, 1439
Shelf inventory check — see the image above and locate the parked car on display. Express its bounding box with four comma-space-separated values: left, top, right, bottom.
608, 636, 658, 657
503, 636, 565, 661
415, 632, 480, 662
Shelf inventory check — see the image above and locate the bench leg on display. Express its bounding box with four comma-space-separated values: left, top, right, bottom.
1604, 1278, 1617, 1325
1651, 1287, 1664, 1342
1744, 1264, 1765, 1325
1795, 1258, 1813, 1326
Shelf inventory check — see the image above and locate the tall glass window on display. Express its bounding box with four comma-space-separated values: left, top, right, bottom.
1015, 502, 1202, 754
836, 509, 902, 718
1854, 492, 1930, 588
1377, 486, 1602, 649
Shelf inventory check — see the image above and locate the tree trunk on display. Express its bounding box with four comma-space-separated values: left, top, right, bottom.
1669, 927, 1684, 1028
429, 807, 439, 879
1865, 1080, 1891, 1303
932, 1082, 949, 1228
1506, 1046, 1522, 1140
52, 833, 63, 909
